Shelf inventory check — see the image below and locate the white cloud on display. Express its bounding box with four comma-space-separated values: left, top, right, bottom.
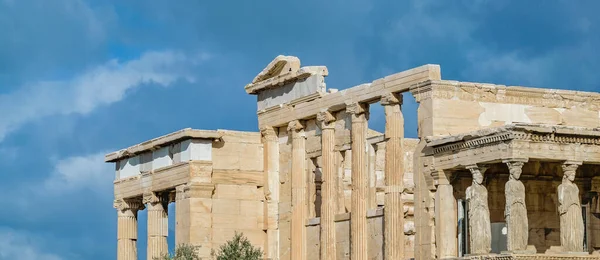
0, 228, 63, 260
43, 152, 113, 195
0, 50, 205, 142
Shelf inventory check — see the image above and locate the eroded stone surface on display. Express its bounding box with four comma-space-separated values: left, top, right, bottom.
106, 56, 600, 260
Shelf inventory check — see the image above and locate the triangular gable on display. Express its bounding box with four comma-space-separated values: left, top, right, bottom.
252, 55, 301, 84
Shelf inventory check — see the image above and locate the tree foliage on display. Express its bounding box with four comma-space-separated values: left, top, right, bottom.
213, 232, 263, 260
155, 244, 201, 260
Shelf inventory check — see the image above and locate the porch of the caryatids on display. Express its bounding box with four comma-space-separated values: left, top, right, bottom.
144, 191, 169, 260
381, 92, 405, 260
347, 102, 369, 260
114, 198, 144, 260
466, 165, 491, 255
317, 110, 337, 260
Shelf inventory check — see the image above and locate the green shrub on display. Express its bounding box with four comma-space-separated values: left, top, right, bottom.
155, 244, 201, 260
213, 232, 263, 260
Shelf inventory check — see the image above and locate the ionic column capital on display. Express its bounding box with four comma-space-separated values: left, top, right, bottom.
287, 120, 305, 133
317, 110, 336, 129
113, 198, 144, 212
345, 102, 369, 116
260, 126, 278, 142
380, 92, 403, 106
143, 192, 168, 205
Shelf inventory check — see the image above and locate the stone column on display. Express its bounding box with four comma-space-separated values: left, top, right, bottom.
466, 165, 491, 255
431, 169, 457, 258
261, 126, 280, 259
318, 111, 337, 260
289, 120, 307, 260
144, 192, 169, 260
114, 198, 143, 260
381, 92, 406, 260
503, 159, 530, 253
558, 161, 584, 253
347, 102, 369, 260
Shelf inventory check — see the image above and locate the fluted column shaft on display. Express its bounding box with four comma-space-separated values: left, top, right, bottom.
144, 192, 169, 260
382, 93, 405, 259
114, 199, 143, 260
318, 111, 337, 260
289, 120, 307, 260
261, 126, 280, 259
348, 103, 369, 260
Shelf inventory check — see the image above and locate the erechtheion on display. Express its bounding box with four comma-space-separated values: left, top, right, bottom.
107, 55, 600, 259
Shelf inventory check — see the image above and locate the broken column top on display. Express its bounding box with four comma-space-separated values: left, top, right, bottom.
244, 55, 328, 95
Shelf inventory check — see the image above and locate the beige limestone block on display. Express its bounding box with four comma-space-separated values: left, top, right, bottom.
525, 106, 562, 125
175, 184, 214, 258
335, 219, 351, 260
562, 107, 600, 128
367, 216, 384, 260
306, 224, 321, 260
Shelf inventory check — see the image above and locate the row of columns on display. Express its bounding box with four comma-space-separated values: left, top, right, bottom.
286, 92, 406, 260
436, 160, 587, 257
113, 192, 171, 260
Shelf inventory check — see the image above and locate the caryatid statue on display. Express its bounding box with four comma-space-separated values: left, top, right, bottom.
558, 162, 584, 252
466, 165, 492, 255
504, 160, 528, 252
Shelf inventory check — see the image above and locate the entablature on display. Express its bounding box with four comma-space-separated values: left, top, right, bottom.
427, 123, 600, 171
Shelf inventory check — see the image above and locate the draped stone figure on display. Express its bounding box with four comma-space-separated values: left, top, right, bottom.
558, 163, 584, 252
466, 166, 492, 255
504, 161, 528, 252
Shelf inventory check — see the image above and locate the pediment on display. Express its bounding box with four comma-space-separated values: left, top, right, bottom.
252, 55, 301, 84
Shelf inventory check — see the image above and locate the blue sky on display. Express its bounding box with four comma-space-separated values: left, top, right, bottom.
0, 0, 598, 259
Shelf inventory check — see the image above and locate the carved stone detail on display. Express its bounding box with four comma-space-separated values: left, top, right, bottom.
316, 110, 336, 129
380, 92, 403, 106
260, 126, 278, 142
558, 161, 584, 252
345, 102, 369, 119
504, 159, 529, 252
287, 120, 305, 134
466, 165, 492, 255
144, 192, 169, 259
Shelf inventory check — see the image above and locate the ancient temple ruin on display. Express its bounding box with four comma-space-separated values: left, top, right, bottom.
107, 55, 600, 259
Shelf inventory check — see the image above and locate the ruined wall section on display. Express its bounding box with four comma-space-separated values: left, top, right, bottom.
210, 131, 266, 252
412, 80, 600, 137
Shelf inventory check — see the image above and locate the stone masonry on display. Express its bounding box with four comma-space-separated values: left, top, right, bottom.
107, 55, 600, 259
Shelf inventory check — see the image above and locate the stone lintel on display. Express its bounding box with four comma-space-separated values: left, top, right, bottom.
257, 64, 440, 128
105, 128, 223, 162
